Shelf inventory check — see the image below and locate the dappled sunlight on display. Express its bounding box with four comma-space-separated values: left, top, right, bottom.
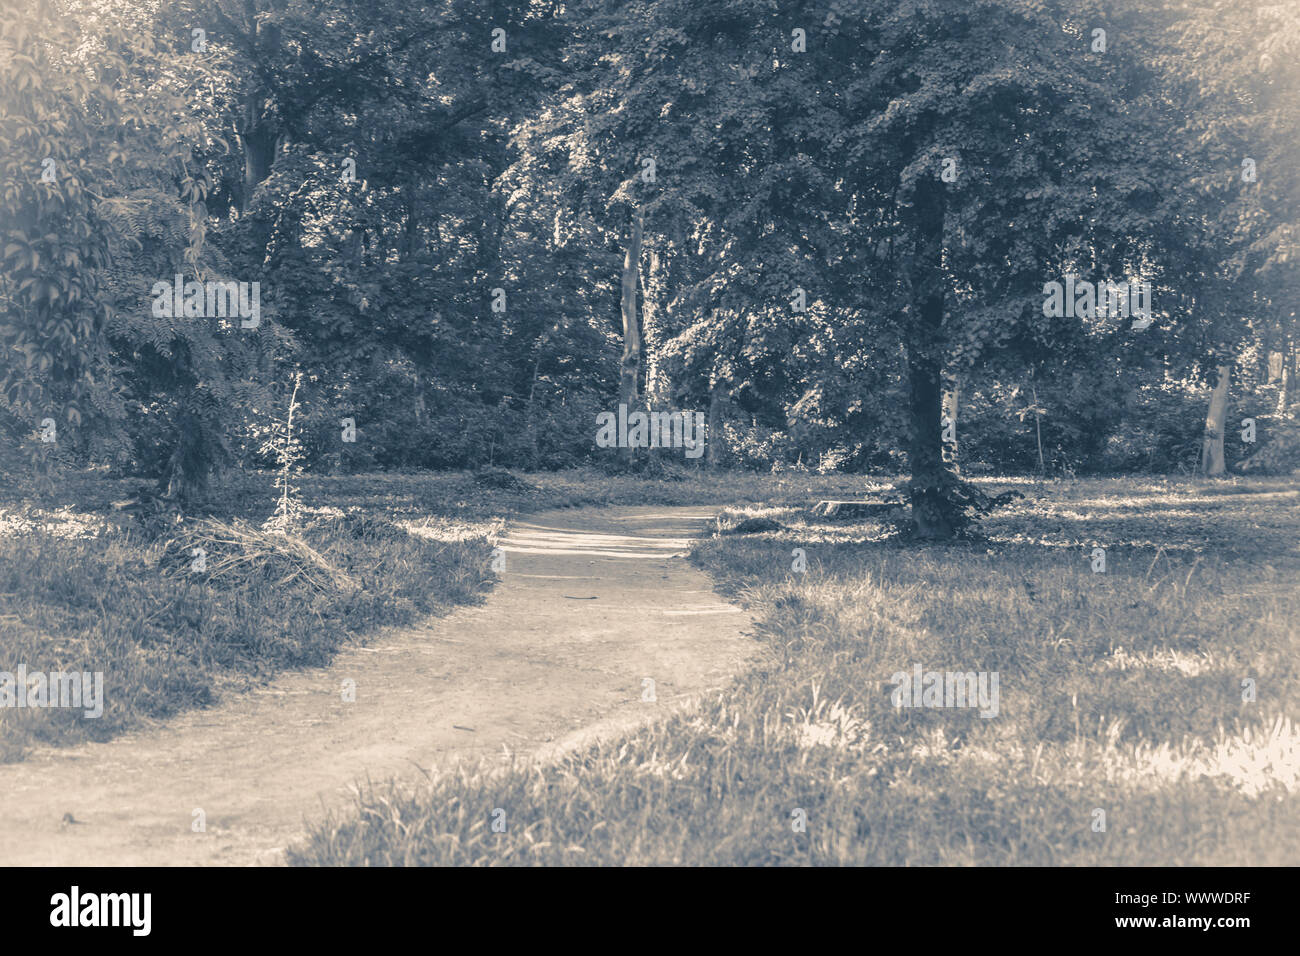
9, 0, 1300, 875
908, 726, 961, 764
1025, 491, 1298, 513
984, 486, 1300, 558
1098, 645, 1226, 677
0, 506, 109, 540
785, 684, 882, 756
1099, 716, 1300, 797
924, 715, 1300, 799
497, 520, 697, 559
405, 515, 503, 543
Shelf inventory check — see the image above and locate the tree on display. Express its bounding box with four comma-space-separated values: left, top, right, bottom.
1201, 364, 1230, 475
571, 0, 1184, 530
618, 208, 645, 460
1, 0, 245, 499
1167, 1, 1300, 468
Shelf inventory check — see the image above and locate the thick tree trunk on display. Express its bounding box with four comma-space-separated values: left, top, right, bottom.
234, 1, 284, 210
905, 178, 954, 538
619, 209, 645, 463
1200, 364, 1230, 476
239, 119, 278, 212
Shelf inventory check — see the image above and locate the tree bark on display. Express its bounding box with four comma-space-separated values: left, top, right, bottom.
619, 208, 645, 463
237, 6, 283, 213
905, 178, 954, 538
344, 225, 363, 270
642, 247, 663, 404
525, 353, 542, 470
239, 118, 278, 212
1277, 337, 1293, 417
1031, 382, 1046, 475
1200, 364, 1230, 476
707, 383, 731, 469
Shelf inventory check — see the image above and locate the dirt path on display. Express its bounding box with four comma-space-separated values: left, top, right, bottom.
0, 505, 756, 866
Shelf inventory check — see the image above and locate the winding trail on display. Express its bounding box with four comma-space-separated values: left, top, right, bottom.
0, 506, 756, 866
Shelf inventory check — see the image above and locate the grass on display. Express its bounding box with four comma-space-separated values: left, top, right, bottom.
0, 463, 871, 761
283, 475, 1300, 866
0, 504, 494, 761
0, 464, 875, 522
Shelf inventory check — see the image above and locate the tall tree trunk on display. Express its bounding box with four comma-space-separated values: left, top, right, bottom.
1277, 336, 1293, 417
239, 117, 278, 212
905, 178, 954, 538
941, 378, 959, 476
235, 2, 285, 253
1031, 382, 1046, 475
238, 4, 283, 213
344, 225, 363, 270
707, 383, 731, 469
1201, 364, 1230, 476
642, 247, 663, 404
619, 208, 645, 464
525, 350, 543, 470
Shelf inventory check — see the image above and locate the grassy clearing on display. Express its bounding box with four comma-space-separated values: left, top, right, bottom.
0, 506, 494, 761
0, 464, 874, 522
286, 476, 1300, 866
0, 465, 871, 761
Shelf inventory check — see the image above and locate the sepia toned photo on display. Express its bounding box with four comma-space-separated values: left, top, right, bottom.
0, 0, 1293, 931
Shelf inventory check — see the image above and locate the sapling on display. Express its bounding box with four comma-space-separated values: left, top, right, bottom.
262, 371, 305, 534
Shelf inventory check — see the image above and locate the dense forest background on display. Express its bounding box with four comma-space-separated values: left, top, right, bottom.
3, 0, 1298, 519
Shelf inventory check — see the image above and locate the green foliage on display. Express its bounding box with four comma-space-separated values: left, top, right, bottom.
6, 0, 1299, 510
0, 0, 134, 462
1, 0, 267, 500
